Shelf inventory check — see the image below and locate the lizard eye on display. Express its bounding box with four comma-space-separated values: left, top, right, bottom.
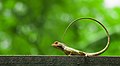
54, 41, 58, 44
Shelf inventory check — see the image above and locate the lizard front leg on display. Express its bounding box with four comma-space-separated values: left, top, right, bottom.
64, 51, 73, 56
68, 51, 73, 56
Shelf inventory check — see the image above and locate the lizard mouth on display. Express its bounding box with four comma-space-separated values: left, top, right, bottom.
52, 43, 56, 47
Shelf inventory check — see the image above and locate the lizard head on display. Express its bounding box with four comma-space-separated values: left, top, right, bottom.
52, 41, 65, 50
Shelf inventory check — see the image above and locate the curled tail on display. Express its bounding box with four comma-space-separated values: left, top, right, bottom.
62, 18, 110, 56
85, 18, 110, 56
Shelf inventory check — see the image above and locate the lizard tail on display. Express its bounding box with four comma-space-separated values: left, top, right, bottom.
84, 18, 110, 56
62, 18, 110, 56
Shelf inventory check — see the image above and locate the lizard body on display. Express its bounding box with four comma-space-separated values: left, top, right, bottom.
52, 18, 110, 56
52, 41, 86, 56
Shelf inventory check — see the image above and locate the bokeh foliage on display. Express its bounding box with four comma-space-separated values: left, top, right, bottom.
0, 0, 120, 56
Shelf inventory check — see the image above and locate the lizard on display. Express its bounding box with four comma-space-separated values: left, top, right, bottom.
52, 18, 110, 56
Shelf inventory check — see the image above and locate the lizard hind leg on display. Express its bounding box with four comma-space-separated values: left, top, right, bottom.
78, 52, 86, 56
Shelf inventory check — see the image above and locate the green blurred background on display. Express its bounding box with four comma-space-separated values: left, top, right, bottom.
0, 0, 120, 56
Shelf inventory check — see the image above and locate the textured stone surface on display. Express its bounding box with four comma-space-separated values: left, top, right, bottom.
0, 56, 120, 66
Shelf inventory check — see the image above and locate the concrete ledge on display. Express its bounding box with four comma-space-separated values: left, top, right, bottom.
0, 56, 120, 66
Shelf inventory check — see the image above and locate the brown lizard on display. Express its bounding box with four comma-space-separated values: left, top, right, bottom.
52, 18, 110, 56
